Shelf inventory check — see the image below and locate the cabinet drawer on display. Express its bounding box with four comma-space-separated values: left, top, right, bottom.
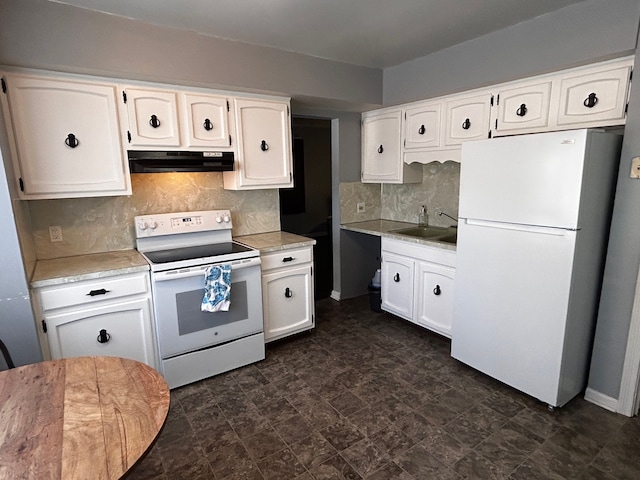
39, 273, 150, 311
261, 247, 312, 271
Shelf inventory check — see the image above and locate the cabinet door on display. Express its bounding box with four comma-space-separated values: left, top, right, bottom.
381, 252, 414, 321
444, 93, 492, 146
415, 262, 455, 338
2, 74, 128, 198
233, 98, 292, 188
495, 81, 552, 135
262, 264, 313, 342
362, 110, 402, 182
404, 102, 442, 149
125, 88, 181, 147
182, 93, 231, 148
557, 65, 632, 127
45, 297, 157, 369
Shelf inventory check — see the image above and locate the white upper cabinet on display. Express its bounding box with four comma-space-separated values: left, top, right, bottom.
494, 80, 553, 135
556, 62, 632, 127
362, 109, 421, 184
444, 93, 493, 146
0, 73, 130, 199
123, 88, 181, 147
223, 97, 292, 189
181, 93, 231, 148
362, 56, 633, 169
404, 101, 442, 149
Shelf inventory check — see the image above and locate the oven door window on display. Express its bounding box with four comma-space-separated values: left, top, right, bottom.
152, 263, 263, 358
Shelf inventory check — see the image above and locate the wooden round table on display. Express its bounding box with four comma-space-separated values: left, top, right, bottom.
0, 356, 170, 479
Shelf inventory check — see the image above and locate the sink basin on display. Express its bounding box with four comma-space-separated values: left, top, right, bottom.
392, 226, 450, 238
392, 226, 457, 245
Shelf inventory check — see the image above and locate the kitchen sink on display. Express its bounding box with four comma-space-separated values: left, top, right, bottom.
392, 226, 457, 244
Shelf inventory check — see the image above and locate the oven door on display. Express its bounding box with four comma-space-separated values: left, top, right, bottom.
151, 257, 263, 358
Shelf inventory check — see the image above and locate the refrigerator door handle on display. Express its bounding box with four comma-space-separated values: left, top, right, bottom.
463, 218, 576, 236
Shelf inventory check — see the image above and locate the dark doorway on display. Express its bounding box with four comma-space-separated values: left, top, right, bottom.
280, 117, 333, 299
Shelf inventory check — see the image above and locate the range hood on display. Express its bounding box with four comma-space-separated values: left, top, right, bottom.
128, 150, 234, 173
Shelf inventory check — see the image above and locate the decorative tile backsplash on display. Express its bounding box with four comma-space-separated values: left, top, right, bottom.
340, 161, 460, 227
29, 173, 280, 259
382, 161, 460, 227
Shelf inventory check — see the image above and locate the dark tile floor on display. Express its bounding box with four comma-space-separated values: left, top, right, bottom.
127, 296, 640, 480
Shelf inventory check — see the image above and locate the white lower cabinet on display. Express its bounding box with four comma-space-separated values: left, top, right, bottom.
261, 246, 315, 342
33, 271, 158, 369
381, 238, 456, 338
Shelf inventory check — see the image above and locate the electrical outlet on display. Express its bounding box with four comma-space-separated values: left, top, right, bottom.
357, 202, 366, 213
631, 157, 640, 179
49, 225, 63, 243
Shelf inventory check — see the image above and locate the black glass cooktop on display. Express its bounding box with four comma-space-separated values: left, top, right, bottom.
143, 242, 254, 264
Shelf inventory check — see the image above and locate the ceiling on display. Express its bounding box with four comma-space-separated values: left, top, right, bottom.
50, 0, 588, 69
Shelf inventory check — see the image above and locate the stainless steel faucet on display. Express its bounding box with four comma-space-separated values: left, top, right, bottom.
437, 210, 458, 225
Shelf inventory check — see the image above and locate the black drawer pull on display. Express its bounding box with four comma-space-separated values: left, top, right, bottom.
377, 145, 384, 154
583, 92, 598, 108
516, 103, 528, 117
394, 273, 400, 282
203, 118, 213, 131
282, 256, 294, 262
261, 140, 269, 151
285, 287, 293, 298
97, 329, 111, 344
87, 288, 110, 297
418, 124, 426, 135
149, 114, 161, 128
65, 133, 79, 148
433, 285, 441, 295
462, 118, 471, 130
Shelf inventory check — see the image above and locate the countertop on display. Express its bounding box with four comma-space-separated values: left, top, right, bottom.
234, 231, 316, 253
341, 220, 457, 251
31, 249, 150, 288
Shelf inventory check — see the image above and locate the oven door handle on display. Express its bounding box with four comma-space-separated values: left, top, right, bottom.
152, 257, 261, 282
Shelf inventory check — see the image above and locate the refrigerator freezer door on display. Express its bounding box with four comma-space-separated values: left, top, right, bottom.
451, 220, 578, 406
459, 130, 589, 229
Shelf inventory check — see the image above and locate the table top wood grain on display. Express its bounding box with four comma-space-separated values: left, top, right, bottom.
0, 356, 170, 479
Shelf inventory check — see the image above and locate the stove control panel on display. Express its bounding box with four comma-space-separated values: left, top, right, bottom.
135, 210, 233, 238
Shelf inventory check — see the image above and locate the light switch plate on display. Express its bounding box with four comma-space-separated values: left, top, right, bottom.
631, 157, 640, 179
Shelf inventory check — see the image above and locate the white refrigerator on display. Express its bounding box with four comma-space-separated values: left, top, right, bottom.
451, 129, 622, 408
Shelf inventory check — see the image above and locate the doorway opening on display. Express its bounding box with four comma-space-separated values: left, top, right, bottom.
280, 117, 333, 299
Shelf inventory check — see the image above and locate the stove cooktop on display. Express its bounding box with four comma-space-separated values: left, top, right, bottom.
142, 242, 255, 265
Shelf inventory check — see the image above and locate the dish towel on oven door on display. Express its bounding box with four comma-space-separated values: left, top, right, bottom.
201, 265, 231, 312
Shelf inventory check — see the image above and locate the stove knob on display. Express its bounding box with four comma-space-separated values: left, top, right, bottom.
148, 221, 158, 230
223, 214, 231, 223
215, 216, 223, 224
139, 221, 148, 231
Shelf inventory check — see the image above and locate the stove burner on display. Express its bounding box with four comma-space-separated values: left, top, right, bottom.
143, 242, 254, 265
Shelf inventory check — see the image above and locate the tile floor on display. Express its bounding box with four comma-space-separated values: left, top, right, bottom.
127, 296, 640, 480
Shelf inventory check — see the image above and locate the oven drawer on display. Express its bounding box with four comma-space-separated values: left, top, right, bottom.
261, 247, 313, 271
39, 272, 151, 311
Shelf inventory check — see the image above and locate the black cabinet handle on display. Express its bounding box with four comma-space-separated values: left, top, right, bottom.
65, 133, 79, 148
285, 287, 293, 298
462, 118, 471, 130
149, 114, 161, 128
203, 118, 213, 131
282, 256, 294, 262
97, 329, 111, 344
433, 285, 441, 296
418, 124, 426, 135
394, 273, 400, 282
87, 288, 110, 297
516, 103, 528, 117
377, 145, 384, 154
583, 92, 598, 108
260, 140, 269, 151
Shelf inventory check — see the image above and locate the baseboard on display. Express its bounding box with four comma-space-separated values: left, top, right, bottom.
584, 387, 619, 413
330, 290, 341, 301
